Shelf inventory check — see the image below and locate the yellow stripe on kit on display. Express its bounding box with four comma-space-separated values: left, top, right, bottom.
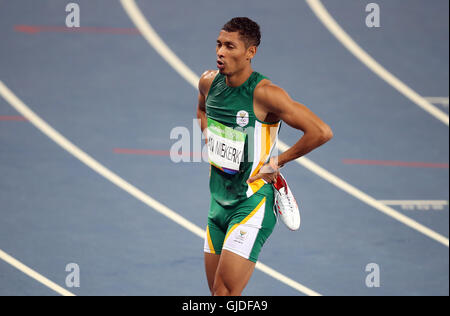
248, 122, 279, 194
224, 197, 266, 243
248, 178, 265, 194
206, 226, 215, 254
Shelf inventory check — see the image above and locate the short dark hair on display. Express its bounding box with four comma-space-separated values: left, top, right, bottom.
222, 17, 261, 48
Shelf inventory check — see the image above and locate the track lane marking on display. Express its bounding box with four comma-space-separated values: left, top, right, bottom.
0, 82, 206, 239
117, 1, 198, 87
342, 159, 449, 168
424, 97, 449, 107
14, 25, 141, 34
305, 0, 449, 126
277, 142, 449, 247
0, 81, 211, 294
379, 200, 448, 211
0, 115, 27, 121
379, 200, 448, 206
0, 248, 75, 296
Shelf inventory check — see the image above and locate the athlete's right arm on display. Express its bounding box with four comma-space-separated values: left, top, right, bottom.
197, 80, 208, 135
196, 70, 217, 139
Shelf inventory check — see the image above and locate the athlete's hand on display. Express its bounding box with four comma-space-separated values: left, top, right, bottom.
246, 157, 280, 184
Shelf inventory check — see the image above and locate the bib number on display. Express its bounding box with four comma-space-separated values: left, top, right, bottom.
207, 118, 246, 175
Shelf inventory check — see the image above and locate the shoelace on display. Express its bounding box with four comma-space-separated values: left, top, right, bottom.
281, 193, 295, 212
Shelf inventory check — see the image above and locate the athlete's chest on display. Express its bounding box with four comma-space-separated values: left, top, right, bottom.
206, 88, 256, 128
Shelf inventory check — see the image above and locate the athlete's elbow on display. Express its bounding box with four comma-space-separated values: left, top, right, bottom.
317, 123, 333, 145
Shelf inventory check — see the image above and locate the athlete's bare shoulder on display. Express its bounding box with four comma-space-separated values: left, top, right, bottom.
254, 78, 282, 97
254, 78, 272, 92
198, 70, 219, 96
253, 79, 298, 123
254, 79, 290, 107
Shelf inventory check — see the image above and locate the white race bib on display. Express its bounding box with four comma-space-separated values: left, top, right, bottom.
207, 118, 246, 175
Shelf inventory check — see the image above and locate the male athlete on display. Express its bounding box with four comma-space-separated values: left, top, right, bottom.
197, 17, 333, 296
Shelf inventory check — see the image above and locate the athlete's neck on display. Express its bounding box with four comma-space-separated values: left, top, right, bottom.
225, 67, 253, 88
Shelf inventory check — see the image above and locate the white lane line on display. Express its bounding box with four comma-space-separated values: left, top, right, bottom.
424, 97, 449, 107
305, 0, 449, 126
119, 0, 198, 87
279, 141, 449, 247
0, 81, 320, 297
0, 248, 75, 296
379, 200, 448, 211
379, 200, 448, 206
0, 82, 203, 239
120, 0, 449, 248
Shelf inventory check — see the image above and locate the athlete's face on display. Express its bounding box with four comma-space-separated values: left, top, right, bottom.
216, 30, 256, 75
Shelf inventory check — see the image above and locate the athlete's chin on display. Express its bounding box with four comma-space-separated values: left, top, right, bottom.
218, 68, 227, 75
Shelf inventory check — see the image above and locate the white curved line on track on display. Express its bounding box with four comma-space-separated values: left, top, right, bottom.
0, 248, 74, 296
0, 81, 207, 295
119, 0, 449, 248
279, 144, 449, 248
305, 0, 449, 126
0, 80, 320, 296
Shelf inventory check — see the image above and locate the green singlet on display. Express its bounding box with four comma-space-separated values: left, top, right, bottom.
203, 71, 280, 262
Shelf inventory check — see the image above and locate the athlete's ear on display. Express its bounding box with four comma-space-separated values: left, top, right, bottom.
246, 45, 257, 60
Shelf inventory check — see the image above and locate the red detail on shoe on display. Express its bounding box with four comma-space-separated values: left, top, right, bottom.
273, 174, 288, 194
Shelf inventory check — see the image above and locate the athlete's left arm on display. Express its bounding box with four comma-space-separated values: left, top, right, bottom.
255, 83, 333, 167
